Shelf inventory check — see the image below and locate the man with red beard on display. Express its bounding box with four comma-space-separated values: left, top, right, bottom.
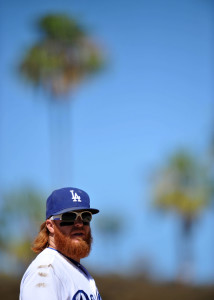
20, 187, 102, 300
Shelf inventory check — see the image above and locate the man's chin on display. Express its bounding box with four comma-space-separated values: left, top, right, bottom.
65, 239, 91, 260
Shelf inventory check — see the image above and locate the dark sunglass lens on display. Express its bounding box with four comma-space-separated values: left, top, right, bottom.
62, 212, 77, 221
81, 212, 92, 222
60, 221, 74, 227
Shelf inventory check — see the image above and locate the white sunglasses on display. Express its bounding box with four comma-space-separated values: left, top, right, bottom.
50, 211, 92, 223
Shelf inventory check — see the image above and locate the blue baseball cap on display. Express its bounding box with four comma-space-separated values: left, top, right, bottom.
46, 187, 99, 219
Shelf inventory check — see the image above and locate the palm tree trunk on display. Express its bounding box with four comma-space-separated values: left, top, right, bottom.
176, 215, 194, 283
48, 96, 72, 188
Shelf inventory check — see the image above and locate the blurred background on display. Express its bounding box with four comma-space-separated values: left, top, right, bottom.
0, 0, 214, 299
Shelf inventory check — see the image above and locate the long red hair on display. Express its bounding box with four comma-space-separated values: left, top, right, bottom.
31, 221, 49, 253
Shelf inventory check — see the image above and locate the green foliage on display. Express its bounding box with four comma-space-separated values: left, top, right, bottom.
19, 13, 104, 96
38, 14, 84, 42
21, 44, 64, 84
0, 187, 45, 269
153, 151, 211, 217
2, 186, 44, 223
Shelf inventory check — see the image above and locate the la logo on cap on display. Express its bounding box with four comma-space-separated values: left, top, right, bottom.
70, 190, 82, 202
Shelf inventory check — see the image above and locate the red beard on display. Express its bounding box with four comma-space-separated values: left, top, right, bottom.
53, 223, 92, 260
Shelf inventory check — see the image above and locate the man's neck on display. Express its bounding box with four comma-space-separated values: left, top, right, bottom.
48, 246, 81, 263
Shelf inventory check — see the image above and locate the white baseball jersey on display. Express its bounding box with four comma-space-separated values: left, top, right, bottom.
19, 247, 102, 300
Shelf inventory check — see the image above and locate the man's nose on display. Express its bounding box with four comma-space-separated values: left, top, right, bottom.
74, 216, 84, 226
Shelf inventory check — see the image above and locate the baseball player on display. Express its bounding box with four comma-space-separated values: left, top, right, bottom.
19, 187, 102, 300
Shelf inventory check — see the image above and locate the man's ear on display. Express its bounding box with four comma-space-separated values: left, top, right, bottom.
46, 219, 55, 234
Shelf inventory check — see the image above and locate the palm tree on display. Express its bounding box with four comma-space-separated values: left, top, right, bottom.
152, 151, 211, 282
19, 14, 104, 186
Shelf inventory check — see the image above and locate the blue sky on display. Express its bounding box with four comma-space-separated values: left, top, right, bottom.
0, 0, 213, 283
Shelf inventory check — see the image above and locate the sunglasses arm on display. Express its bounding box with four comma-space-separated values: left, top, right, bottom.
49, 215, 61, 220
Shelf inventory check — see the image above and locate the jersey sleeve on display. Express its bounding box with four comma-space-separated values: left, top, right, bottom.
20, 263, 65, 300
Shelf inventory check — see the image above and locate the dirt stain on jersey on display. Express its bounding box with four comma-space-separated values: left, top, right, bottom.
38, 264, 53, 269
36, 283, 46, 288
38, 272, 48, 277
